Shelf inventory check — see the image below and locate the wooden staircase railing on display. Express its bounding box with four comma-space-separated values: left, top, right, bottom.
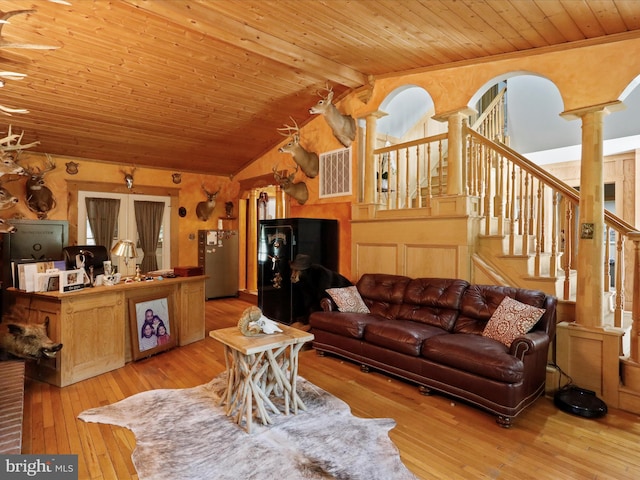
374, 133, 448, 209
467, 127, 639, 320
370, 88, 640, 361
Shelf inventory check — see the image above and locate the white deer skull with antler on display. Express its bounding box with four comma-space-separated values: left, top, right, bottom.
120, 167, 136, 189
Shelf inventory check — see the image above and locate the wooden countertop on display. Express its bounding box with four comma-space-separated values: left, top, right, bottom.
7, 275, 207, 300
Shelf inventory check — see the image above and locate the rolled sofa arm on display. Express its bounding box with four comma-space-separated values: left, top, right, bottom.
319, 297, 337, 312
509, 331, 549, 360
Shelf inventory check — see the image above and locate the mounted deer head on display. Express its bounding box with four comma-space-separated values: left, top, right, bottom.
272, 164, 308, 205
309, 84, 356, 147
0, 217, 16, 233
24, 155, 56, 219
120, 167, 136, 189
0, 125, 39, 177
277, 117, 319, 178
196, 184, 221, 221
0, 175, 21, 210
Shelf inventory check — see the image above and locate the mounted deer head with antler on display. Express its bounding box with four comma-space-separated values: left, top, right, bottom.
309, 84, 356, 147
120, 167, 136, 189
0, 125, 39, 177
24, 155, 56, 219
0, 175, 21, 210
196, 183, 221, 221
277, 117, 319, 178
273, 164, 308, 205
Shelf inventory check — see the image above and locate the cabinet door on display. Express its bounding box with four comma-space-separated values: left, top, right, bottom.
258, 223, 294, 324
61, 292, 125, 386
179, 280, 205, 345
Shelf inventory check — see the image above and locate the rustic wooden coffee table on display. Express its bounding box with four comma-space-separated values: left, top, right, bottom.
209, 324, 314, 433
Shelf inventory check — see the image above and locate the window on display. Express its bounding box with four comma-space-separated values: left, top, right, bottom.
78, 191, 171, 275
319, 146, 352, 198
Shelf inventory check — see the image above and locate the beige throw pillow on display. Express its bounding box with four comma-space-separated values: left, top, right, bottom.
482, 296, 545, 347
326, 286, 370, 313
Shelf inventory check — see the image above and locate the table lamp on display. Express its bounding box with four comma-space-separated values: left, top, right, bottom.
111, 239, 137, 266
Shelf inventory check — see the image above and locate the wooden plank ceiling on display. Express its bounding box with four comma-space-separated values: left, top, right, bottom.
0, 0, 639, 177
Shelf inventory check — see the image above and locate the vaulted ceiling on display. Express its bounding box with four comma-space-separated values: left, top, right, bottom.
1, 0, 639, 177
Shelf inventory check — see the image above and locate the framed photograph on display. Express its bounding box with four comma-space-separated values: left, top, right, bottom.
128, 295, 176, 360
59, 269, 85, 293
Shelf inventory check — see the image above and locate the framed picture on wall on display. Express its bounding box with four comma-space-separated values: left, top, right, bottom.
129, 295, 176, 360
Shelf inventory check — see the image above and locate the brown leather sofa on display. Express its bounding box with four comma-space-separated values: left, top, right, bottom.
309, 273, 557, 427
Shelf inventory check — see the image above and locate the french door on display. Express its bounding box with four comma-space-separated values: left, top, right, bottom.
77, 191, 171, 276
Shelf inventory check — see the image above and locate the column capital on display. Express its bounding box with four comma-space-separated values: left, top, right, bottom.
561, 100, 625, 120
359, 110, 388, 120
433, 106, 476, 123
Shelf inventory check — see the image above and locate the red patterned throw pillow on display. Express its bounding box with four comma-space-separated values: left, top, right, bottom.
326, 286, 370, 313
482, 296, 545, 347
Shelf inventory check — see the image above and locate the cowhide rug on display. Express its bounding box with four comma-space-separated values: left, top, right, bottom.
78, 374, 417, 480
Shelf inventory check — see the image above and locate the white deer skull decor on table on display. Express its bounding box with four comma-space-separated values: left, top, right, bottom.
309, 84, 356, 147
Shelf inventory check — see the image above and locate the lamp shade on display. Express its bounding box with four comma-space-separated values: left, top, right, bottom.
111, 239, 137, 265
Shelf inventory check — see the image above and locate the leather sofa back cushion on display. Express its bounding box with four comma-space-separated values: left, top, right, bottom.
396, 278, 470, 331
455, 284, 548, 334
357, 273, 411, 319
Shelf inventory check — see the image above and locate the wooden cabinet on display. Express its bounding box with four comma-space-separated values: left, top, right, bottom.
4, 276, 206, 387
179, 279, 206, 345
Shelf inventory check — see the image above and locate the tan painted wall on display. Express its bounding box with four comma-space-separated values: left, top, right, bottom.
1, 152, 236, 268
235, 36, 640, 281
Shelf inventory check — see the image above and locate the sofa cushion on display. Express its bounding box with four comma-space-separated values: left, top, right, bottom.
364, 319, 448, 356
396, 278, 469, 331
422, 334, 525, 383
326, 286, 370, 313
356, 274, 411, 319
309, 311, 385, 339
482, 296, 545, 347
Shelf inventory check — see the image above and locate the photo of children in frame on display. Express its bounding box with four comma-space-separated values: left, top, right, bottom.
130, 296, 175, 359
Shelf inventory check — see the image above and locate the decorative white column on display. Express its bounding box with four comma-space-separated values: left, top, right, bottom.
562, 102, 623, 326
363, 112, 379, 205
445, 111, 466, 195
353, 111, 386, 220
247, 189, 258, 292
433, 108, 475, 196
556, 101, 625, 408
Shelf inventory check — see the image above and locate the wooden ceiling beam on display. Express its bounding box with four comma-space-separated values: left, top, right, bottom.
122, 0, 368, 89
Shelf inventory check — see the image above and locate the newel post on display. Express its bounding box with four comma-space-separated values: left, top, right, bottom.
629, 232, 640, 362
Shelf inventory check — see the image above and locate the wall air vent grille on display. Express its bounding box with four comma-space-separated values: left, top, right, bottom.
319, 146, 351, 198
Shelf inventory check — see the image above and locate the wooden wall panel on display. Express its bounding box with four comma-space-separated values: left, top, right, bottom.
404, 245, 460, 279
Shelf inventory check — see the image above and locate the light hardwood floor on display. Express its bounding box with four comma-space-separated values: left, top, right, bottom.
21, 297, 640, 479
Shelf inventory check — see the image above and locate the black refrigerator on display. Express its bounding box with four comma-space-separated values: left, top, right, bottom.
258, 218, 338, 325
